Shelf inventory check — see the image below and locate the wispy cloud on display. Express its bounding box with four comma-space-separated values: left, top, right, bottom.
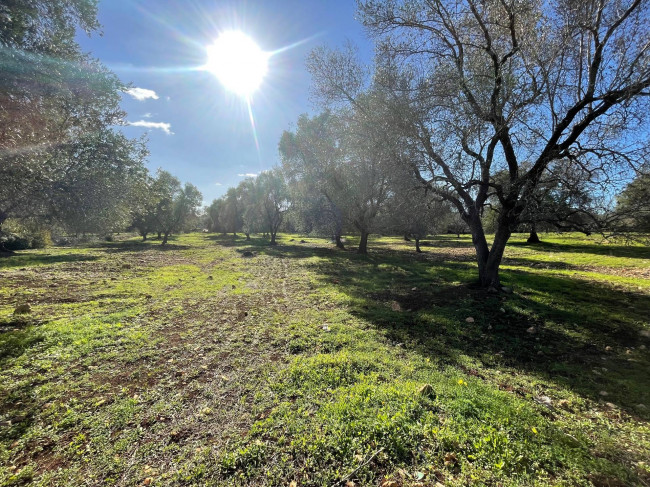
215, 182, 223, 186
143, 113, 153, 118
237, 173, 258, 178
125, 87, 159, 101
129, 120, 173, 135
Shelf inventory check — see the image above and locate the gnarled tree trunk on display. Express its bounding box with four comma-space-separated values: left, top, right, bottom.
335, 234, 345, 249
467, 209, 511, 290
415, 237, 422, 253
527, 223, 541, 244
358, 231, 369, 254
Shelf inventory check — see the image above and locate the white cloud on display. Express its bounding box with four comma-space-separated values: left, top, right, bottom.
129, 120, 173, 135
215, 182, 223, 186
143, 113, 153, 118
237, 173, 258, 178
125, 87, 159, 101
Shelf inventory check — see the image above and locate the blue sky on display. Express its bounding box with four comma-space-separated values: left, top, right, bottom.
77, 0, 372, 204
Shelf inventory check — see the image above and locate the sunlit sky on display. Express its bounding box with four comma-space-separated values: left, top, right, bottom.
77, 0, 372, 204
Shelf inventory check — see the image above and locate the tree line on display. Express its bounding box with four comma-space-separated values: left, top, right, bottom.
0, 1, 205, 249
2, 0, 649, 290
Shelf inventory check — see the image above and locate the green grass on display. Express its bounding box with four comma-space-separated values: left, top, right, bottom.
1, 232, 649, 486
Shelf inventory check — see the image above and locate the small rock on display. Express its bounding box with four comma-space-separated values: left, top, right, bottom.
465, 317, 475, 323
640, 330, 650, 338
527, 326, 536, 334
207, 276, 213, 280
411, 287, 418, 291
418, 383, 435, 398
241, 251, 254, 257
13, 304, 31, 315
605, 346, 613, 351
300, 240, 307, 243
636, 403, 647, 410
501, 286, 513, 294
599, 390, 609, 396
391, 302, 402, 312
537, 350, 543, 355
534, 395, 553, 408
322, 325, 330, 332
605, 402, 616, 409
640, 345, 646, 350
499, 307, 505, 313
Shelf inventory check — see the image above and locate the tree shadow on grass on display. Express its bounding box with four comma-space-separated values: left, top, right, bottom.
91, 239, 191, 253
249, 239, 650, 417
0, 253, 100, 270
509, 239, 650, 259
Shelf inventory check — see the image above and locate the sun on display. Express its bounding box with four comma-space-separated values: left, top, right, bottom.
205, 31, 269, 97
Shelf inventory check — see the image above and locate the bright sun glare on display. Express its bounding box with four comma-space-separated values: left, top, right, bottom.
205, 31, 268, 97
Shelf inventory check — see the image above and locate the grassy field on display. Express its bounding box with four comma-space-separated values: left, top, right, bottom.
1, 232, 649, 486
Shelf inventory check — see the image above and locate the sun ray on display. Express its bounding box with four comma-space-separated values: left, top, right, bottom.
245, 96, 262, 163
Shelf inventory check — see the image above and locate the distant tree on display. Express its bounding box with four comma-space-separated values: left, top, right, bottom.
387, 186, 452, 252
257, 169, 290, 245
205, 199, 225, 233
310, 0, 650, 288
616, 171, 650, 232
237, 178, 262, 240
280, 99, 395, 254
150, 170, 202, 245
281, 114, 347, 248
220, 187, 243, 237
49, 131, 148, 237
487, 162, 599, 243
131, 175, 159, 241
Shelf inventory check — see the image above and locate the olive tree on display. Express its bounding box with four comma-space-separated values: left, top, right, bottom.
0, 0, 144, 249
310, 0, 650, 288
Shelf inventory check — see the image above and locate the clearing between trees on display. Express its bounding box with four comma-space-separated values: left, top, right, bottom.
1, 233, 649, 486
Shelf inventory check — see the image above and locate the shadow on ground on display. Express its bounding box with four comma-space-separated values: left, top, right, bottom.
230, 235, 650, 418
0, 253, 100, 270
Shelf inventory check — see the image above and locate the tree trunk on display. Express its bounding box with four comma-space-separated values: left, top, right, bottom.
157, 231, 162, 240
415, 237, 422, 253
404, 234, 411, 242
466, 210, 511, 289
0, 212, 11, 253
335, 234, 345, 249
141, 232, 148, 241
358, 231, 369, 254
270, 232, 277, 245
527, 223, 541, 244
245, 233, 251, 241
162, 232, 170, 245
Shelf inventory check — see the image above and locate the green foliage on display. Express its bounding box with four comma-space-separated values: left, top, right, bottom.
0, 0, 148, 240
616, 171, 650, 233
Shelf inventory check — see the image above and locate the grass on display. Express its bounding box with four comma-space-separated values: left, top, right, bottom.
1, 232, 649, 486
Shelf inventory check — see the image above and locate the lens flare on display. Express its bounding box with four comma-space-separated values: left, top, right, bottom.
205, 31, 268, 96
